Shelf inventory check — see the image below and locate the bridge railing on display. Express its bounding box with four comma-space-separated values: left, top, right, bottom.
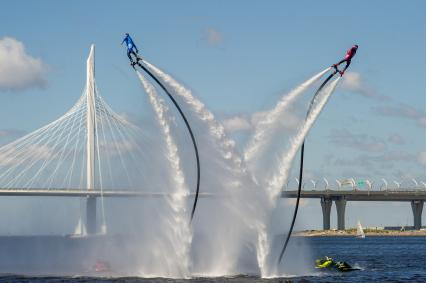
283, 177, 426, 193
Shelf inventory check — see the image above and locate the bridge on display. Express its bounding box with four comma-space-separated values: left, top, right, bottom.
283, 187, 426, 230
0, 45, 171, 235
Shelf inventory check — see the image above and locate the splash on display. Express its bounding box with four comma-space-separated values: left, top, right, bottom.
137, 71, 192, 277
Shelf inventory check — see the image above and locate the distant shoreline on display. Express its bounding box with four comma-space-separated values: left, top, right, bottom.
296, 229, 426, 237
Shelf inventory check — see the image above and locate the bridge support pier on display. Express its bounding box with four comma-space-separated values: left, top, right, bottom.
86, 197, 97, 234
335, 198, 346, 230
320, 197, 332, 230
411, 200, 423, 230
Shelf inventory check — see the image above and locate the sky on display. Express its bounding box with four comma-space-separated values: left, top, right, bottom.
1, 0, 426, 232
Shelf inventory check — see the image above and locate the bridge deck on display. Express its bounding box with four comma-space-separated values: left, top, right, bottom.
0, 189, 215, 198
282, 190, 426, 201
0, 188, 425, 201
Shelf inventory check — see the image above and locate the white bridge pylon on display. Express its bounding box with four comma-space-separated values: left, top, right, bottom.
86, 45, 99, 234
0, 45, 161, 234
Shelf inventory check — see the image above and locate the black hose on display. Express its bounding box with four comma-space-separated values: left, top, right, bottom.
278, 70, 337, 263
277, 142, 304, 263
135, 62, 201, 222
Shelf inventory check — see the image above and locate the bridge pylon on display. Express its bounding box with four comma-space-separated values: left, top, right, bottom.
411, 200, 423, 230
320, 197, 332, 230
335, 197, 346, 230
85, 44, 97, 235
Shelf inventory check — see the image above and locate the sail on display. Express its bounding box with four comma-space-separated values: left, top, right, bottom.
357, 220, 365, 238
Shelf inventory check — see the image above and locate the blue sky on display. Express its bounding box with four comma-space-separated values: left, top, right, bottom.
1, 0, 426, 231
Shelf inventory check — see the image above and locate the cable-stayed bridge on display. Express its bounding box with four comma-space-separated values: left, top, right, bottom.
0, 45, 166, 235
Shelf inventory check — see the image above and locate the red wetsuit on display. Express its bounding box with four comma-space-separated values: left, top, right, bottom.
334, 45, 358, 75
344, 46, 357, 60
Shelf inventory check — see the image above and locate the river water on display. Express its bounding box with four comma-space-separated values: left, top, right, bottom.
1, 236, 425, 282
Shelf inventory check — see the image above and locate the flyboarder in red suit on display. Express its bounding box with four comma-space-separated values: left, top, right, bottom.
333, 45, 358, 76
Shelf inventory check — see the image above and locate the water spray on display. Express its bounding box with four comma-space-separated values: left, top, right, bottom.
132, 61, 201, 222
278, 69, 340, 264
138, 72, 192, 275
244, 67, 330, 164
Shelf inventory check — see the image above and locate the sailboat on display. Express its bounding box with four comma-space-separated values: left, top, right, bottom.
356, 220, 365, 238
68, 200, 87, 238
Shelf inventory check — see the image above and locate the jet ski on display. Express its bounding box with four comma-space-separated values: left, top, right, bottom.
315, 256, 360, 272
334, 261, 361, 272
315, 256, 334, 268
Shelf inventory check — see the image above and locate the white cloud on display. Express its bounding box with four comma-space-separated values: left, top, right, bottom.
204, 28, 224, 46
388, 133, 405, 145
222, 110, 301, 134
222, 116, 251, 133
417, 152, 426, 166
328, 128, 386, 153
0, 144, 53, 166
373, 103, 426, 127
417, 117, 426, 127
251, 110, 301, 131
0, 37, 48, 91
341, 71, 375, 98
0, 128, 26, 139
334, 151, 414, 171
286, 198, 309, 207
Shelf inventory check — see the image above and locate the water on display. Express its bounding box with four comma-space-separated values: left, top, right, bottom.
266, 77, 341, 201
137, 71, 192, 277
303, 236, 426, 282
138, 62, 342, 277
244, 67, 330, 165
143, 61, 272, 276
2, 236, 425, 282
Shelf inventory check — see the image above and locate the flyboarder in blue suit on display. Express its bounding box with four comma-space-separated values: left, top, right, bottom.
122, 33, 141, 64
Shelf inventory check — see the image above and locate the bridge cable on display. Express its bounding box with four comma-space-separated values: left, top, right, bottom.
134, 62, 201, 222
278, 71, 337, 263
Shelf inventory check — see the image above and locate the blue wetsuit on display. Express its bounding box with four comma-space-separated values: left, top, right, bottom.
122, 34, 139, 62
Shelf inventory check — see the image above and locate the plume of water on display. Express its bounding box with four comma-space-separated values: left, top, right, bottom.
141, 61, 340, 278
143, 61, 272, 276
259, 77, 341, 277
268, 77, 341, 201
244, 68, 330, 175
244, 68, 337, 276
143, 61, 248, 180
137, 71, 192, 277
